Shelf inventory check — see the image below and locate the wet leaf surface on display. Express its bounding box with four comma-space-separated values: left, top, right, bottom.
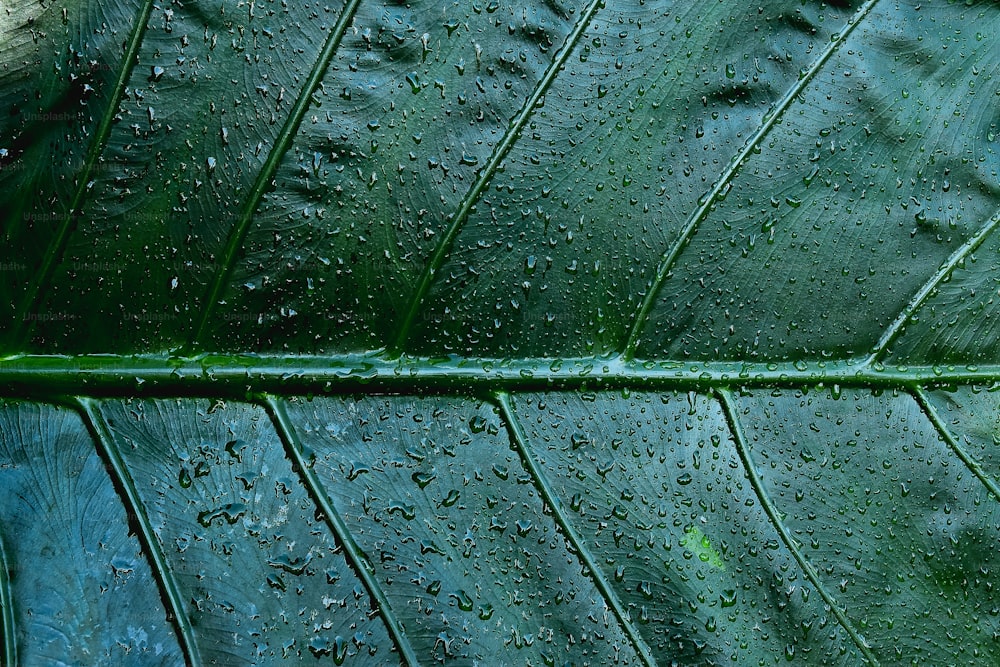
1, 0, 998, 664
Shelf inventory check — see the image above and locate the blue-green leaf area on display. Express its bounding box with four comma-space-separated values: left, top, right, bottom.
281, 395, 644, 665
0, 401, 181, 665
96, 398, 395, 665
509, 390, 865, 666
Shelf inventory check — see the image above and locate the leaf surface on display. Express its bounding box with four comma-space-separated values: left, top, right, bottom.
1, 0, 999, 664
0, 402, 181, 665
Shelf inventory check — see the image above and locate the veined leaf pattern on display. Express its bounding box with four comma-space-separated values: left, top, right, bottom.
0, 0, 998, 664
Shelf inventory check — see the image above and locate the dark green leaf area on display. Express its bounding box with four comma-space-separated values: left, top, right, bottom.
642, 0, 1000, 361
14, 0, 353, 353
736, 388, 1000, 666
204, 0, 592, 354
926, 387, 1000, 483
412, 0, 872, 358
0, 0, 147, 333
887, 232, 1000, 364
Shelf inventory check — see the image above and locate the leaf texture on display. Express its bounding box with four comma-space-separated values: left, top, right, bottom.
0, 402, 181, 665
1, 0, 999, 664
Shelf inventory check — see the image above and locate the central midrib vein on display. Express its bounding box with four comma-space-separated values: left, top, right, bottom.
0, 354, 997, 396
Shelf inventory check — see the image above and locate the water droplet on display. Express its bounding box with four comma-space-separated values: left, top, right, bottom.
197, 503, 246, 527
387, 501, 416, 520
405, 72, 421, 94
441, 489, 460, 507
636, 581, 653, 599
412, 470, 436, 488
309, 636, 332, 658
333, 637, 348, 666
450, 589, 474, 611
420, 540, 445, 556
347, 462, 370, 480
268, 553, 311, 575
225, 439, 247, 461
469, 415, 487, 433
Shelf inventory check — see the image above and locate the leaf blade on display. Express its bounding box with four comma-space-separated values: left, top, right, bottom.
188, 0, 366, 352
622, 0, 882, 360
281, 393, 646, 664
264, 394, 419, 667
0, 400, 182, 665
867, 207, 1000, 364
7, 0, 157, 351
0, 494, 15, 667
636, 0, 1000, 362
913, 386, 1000, 503
732, 386, 1000, 664
718, 388, 879, 666
77, 397, 201, 667
95, 397, 398, 664
390, 0, 605, 354
496, 390, 657, 667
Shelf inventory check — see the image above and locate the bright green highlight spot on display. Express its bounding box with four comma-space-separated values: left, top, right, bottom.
681, 525, 725, 570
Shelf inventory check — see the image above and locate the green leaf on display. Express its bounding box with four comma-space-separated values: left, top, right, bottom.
1, 0, 999, 664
